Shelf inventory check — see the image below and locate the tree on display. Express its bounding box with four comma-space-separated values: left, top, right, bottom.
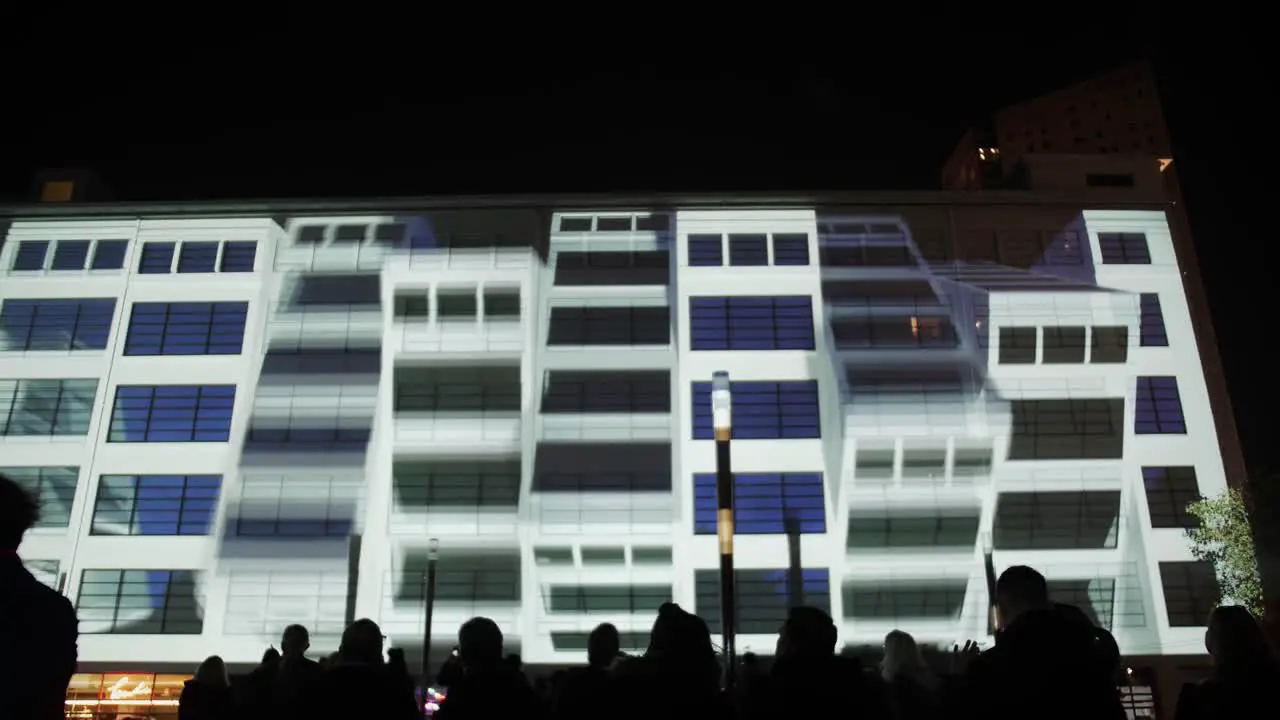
1186, 488, 1264, 617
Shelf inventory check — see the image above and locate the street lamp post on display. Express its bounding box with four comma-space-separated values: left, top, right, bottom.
711, 371, 738, 690
421, 538, 439, 718
983, 533, 997, 636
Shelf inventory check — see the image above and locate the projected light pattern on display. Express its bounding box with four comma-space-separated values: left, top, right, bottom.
0, 206, 1230, 667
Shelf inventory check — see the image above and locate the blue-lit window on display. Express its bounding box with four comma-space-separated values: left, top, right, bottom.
695, 568, 831, 634
691, 380, 821, 439
91, 240, 129, 270
1139, 294, 1169, 347
91, 475, 221, 536
138, 242, 176, 274
728, 234, 768, 266
693, 472, 826, 535
688, 234, 723, 266
1098, 233, 1151, 264
0, 379, 98, 437
124, 302, 248, 356
689, 296, 815, 351
108, 385, 236, 442
1135, 376, 1186, 434
0, 298, 116, 351
12, 241, 50, 271
51, 240, 91, 270
177, 242, 219, 273
76, 569, 203, 634
772, 233, 810, 266
220, 241, 257, 272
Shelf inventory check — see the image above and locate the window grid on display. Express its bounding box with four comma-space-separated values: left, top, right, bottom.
1139, 294, 1169, 346
1142, 466, 1200, 529
546, 585, 672, 614
846, 513, 981, 549
830, 315, 957, 349
1047, 579, 1117, 630
1008, 399, 1124, 460
394, 367, 521, 413
51, 240, 92, 270
553, 251, 670, 286
1159, 561, 1219, 627
0, 298, 116, 352
692, 473, 826, 535
993, 491, 1121, 550
1090, 326, 1129, 364
1041, 326, 1086, 364
1135, 376, 1187, 434
0, 379, 98, 437
398, 555, 521, 603
1098, 232, 1152, 264
695, 569, 831, 634
76, 569, 203, 635
220, 241, 258, 272
1, 466, 79, 527
177, 242, 220, 273
394, 461, 520, 508
107, 385, 237, 443
234, 475, 358, 538
843, 582, 968, 620
546, 306, 670, 346
138, 242, 176, 274
12, 241, 50, 270
541, 371, 670, 413
223, 571, 348, 636
771, 234, 810, 266
552, 632, 649, 653
998, 327, 1038, 364
727, 234, 769, 266
691, 380, 821, 439
483, 290, 521, 318
687, 234, 724, 266
124, 302, 248, 356
91, 240, 129, 270
689, 296, 815, 351
91, 475, 222, 536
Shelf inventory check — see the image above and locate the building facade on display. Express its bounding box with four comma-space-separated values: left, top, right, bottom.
0, 197, 1228, 683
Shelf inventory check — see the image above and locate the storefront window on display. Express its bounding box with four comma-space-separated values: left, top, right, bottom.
65, 672, 189, 720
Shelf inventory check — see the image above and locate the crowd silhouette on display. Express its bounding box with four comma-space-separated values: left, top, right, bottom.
3, 473, 1278, 719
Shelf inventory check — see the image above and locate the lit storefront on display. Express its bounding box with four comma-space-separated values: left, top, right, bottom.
65, 672, 190, 720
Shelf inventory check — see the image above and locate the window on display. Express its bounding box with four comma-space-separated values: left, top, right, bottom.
830, 315, 957, 349
394, 366, 520, 412
51, 240, 91, 270
847, 511, 981, 549
1009, 399, 1125, 460
696, 569, 831, 634
223, 571, 348, 636
636, 214, 670, 232
138, 242, 176, 274
554, 251, 670, 286
1159, 561, 1219, 627
91, 475, 221, 536
12, 241, 50, 270
532, 442, 672, 492
437, 290, 478, 319
687, 234, 723, 266
559, 217, 593, 232
1, 466, 79, 527
581, 547, 625, 564
1048, 579, 1117, 629
547, 585, 671, 614
771, 233, 810, 266
373, 224, 406, 245
124, 302, 248, 356
1098, 232, 1151, 264
398, 552, 521, 603
1139, 294, 1169, 346
25, 559, 60, 589
998, 327, 1037, 364
534, 547, 574, 565
0, 298, 116, 351
394, 294, 430, 318
693, 473, 825, 535
632, 546, 673, 564
993, 491, 1121, 550
176, 242, 218, 273
541, 370, 671, 413
233, 473, 358, 537
1091, 326, 1129, 363
293, 274, 380, 306
1041, 326, 1085, 363
297, 226, 326, 244
691, 380, 820, 440
220, 241, 257, 272
689, 296, 815, 351
394, 460, 520, 508
596, 216, 633, 232
1135, 376, 1187, 434
728, 234, 768, 266
91, 240, 128, 270
0, 379, 98, 437
552, 632, 649, 653
242, 375, 375, 451
76, 569, 203, 634
107, 385, 237, 442
546, 306, 670, 346
333, 225, 365, 243
843, 580, 968, 620
822, 244, 914, 267
483, 289, 521, 318
1143, 466, 1200, 529
823, 279, 940, 309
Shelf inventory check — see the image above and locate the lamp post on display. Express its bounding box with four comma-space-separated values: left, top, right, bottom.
711, 371, 737, 690
982, 533, 997, 636
421, 538, 439, 718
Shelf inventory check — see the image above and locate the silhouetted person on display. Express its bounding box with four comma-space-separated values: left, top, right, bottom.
435, 616, 544, 719
554, 622, 621, 719
1175, 605, 1280, 719
0, 474, 78, 720
315, 618, 419, 720
611, 603, 730, 720
273, 625, 324, 719
180, 655, 234, 720
881, 630, 941, 720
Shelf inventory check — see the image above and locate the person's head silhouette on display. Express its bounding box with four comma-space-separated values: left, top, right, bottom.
0, 474, 40, 552
587, 622, 620, 669
458, 616, 504, 671
777, 606, 838, 660
282, 624, 310, 657
994, 565, 1049, 630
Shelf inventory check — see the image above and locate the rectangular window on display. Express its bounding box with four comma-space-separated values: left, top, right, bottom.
91, 475, 222, 536
223, 571, 348, 637
1042, 326, 1086, 364
1091, 326, 1129, 363
483, 289, 521, 318
1135, 376, 1187, 434
51, 240, 91, 270
771, 233, 810, 266
998, 327, 1037, 364
394, 294, 430, 318
1159, 561, 1219, 627
993, 491, 1122, 550
76, 569, 203, 634
728, 234, 768, 266
124, 302, 249, 356
398, 551, 521, 603
233, 474, 358, 537
687, 234, 724, 266
636, 214, 670, 232
1098, 232, 1152, 264
688, 296, 815, 351
12, 241, 50, 271
547, 585, 671, 614
0, 379, 98, 437
554, 251, 670, 286
847, 511, 981, 549
541, 370, 670, 413
90, 240, 129, 270
843, 580, 968, 620
532, 442, 672, 492
830, 315, 958, 349
1, 466, 79, 527
1009, 399, 1125, 460
394, 366, 520, 413
394, 460, 520, 508
138, 242, 176, 274
696, 568, 831, 634
177, 242, 219, 273
1047, 579, 1117, 630
220, 241, 258, 272
692, 472, 825, 535
1139, 294, 1169, 346
1142, 466, 1200, 529
0, 298, 116, 351
108, 385, 237, 442
546, 306, 670, 346
24, 559, 60, 589
552, 632, 649, 653
691, 380, 821, 440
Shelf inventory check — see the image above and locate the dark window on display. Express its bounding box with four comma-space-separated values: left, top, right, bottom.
1, 466, 79, 527
107, 385, 237, 442
91, 240, 129, 270
554, 251, 670, 286
580, 547, 625, 565
532, 442, 672, 492
373, 224, 406, 245
220, 241, 258, 272
728, 234, 769, 266
177, 242, 219, 273
692, 472, 825, 535
297, 226, 327, 244
293, 274, 380, 306
696, 569, 831, 634
821, 244, 914, 267
687, 234, 724, 266
691, 380, 821, 440
138, 242, 176, 274
437, 290, 478, 319
1091, 326, 1129, 363
1159, 561, 1219, 627
830, 315, 957, 349
541, 370, 670, 413
399, 552, 521, 603
76, 569, 203, 634
546, 306, 670, 346
534, 547, 574, 565
559, 217, 593, 232
230, 474, 358, 537
394, 366, 521, 413
843, 580, 968, 620
1009, 399, 1124, 460
1086, 173, 1136, 187
394, 294, 430, 318
0, 379, 98, 437
333, 225, 366, 243
91, 475, 221, 536
595, 216, 633, 232
847, 511, 981, 549
632, 547, 673, 564
1135, 376, 1187, 434
12, 241, 50, 270
124, 302, 248, 356
823, 280, 940, 308
1042, 326, 1086, 364
551, 632, 650, 653
547, 585, 671, 613
1048, 579, 1117, 629
1142, 466, 1201, 529
771, 234, 810, 266
0, 298, 116, 351
483, 289, 521, 319
998, 327, 1038, 364
688, 296, 815, 351
1098, 233, 1151, 264
51, 240, 91, 270
394, 460, 520, 508
635, 215, 670, 232
1139, 294, 1169, 346
993, 491, 1121, 550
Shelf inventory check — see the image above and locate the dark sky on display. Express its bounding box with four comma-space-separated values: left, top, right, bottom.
1, 8, 1272, 471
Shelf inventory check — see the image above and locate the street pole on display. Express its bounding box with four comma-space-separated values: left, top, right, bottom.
983, 533, 997, 637
711, 371, 737, 691
421, 538, 439, 718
